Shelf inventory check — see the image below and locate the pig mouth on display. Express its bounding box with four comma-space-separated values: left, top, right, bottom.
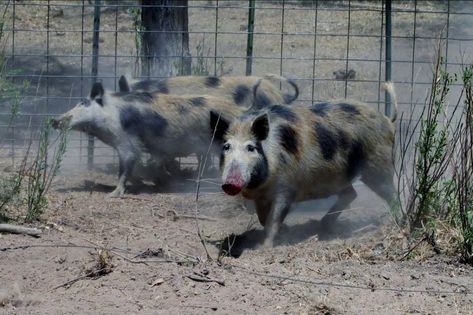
222, 183, 242, 196
51, 117, 71, 130
222, 167, 245, 196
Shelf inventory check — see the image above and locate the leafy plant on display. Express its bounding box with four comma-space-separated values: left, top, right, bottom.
24, 120, 68, 222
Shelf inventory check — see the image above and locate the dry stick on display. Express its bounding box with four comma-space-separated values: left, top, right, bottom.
399, 234, 428, 261
176, 214, 217, 222
192, 115, 222, 261
0, 223, 42, 237
186, 273, 225, 286
50, 267, 109, 292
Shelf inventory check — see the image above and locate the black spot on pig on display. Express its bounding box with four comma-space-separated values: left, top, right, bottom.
118, 92, 154, 104
205, 76, 221, 87
310, 102, 330, 117
269, 105, 298, 123
338, 130, 350, 150
278, 125, 299, 155
346, 140, 364, 179
233, 85, 251, 105
247, 143, 269, 189
210, 111, 230, 143
120, 106, 168, 141
177, 104, 189, 114
338, 103, 360, 115
134, 80, 170, 94
255, 91, 272, 109
190, 97, 206, 107
315, 124, 338, 160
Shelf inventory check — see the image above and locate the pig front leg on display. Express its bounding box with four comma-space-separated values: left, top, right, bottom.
259, 189, 295, 247
109, 149, 138, 198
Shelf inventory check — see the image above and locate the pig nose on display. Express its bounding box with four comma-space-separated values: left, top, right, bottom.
51, 118, 60, 129
222, 162, 244, 196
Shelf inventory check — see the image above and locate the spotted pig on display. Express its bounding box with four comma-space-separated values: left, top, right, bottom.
211, 83, 398, 246
118, 74, 299, 110
52, 82, 244, 197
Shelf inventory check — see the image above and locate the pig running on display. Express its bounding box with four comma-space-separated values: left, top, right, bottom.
118, 74, 299, 110
52, 82, 244, 197
210, 83, 398, 246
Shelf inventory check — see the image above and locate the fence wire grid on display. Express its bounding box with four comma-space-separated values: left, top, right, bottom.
1, 0, 473, 170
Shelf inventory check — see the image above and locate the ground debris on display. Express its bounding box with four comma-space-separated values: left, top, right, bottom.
186, 270, 225, 286
0, 224, 42, 237
50, 249, 114, 291
134, 248, 164, 259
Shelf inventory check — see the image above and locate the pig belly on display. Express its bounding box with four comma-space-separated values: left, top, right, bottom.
293, 173, 352, 202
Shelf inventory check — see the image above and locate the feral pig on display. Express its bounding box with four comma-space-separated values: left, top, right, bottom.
210, 83, 398, 246
52, 82, 243, 197
118, 74, 299, 110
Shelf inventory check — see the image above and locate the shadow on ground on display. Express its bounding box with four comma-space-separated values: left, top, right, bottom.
214, 215, 384, 258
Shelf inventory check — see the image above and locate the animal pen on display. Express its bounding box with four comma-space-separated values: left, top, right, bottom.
1, 0, 473, 171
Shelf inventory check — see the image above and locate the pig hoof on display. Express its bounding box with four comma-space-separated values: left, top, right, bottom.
261, 238, 274, 249
108, 188, 124, 198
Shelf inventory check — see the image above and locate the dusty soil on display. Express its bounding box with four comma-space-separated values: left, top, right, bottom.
2, 1, 473, 314
1, 169, 473, 314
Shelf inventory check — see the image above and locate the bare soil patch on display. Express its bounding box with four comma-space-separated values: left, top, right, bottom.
1, 171, 472, 314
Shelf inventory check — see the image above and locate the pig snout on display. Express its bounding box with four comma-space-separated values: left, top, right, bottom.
51, 118, 61, 129
222, 164, 245, 196
51, 116, 70, 130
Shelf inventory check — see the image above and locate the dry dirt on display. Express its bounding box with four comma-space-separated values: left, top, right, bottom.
2, 1, 473, 314
1, 168, 473, 314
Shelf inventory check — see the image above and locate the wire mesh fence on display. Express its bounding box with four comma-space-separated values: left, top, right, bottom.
1, 0, 473, 170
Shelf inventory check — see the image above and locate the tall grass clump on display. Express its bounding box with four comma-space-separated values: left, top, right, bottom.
24, 120, 67, 221
0, 3, 68, 223
453, 65, 473, 263
396, 41, 473, 263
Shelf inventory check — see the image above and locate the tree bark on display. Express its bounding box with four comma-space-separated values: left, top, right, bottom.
140, 0, 191, 78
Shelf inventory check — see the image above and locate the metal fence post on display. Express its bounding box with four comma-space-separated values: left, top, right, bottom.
385, 0, 392, 116
88, 0, 101, 170
245, 0, 255, 76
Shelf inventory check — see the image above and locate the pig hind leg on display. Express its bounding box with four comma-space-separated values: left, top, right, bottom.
320, 185, 357, 228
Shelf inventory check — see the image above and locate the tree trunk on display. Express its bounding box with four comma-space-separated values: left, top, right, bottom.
140, 0, 191, 78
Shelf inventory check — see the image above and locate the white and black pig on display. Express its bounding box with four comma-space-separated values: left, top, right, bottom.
118, 74, 299, 109
210, 83, 398, 246
52, 82, 243, 197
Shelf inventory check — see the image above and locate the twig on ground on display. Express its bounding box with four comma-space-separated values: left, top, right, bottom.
50, 268, 109, 292
0, 224, 42, 237
187, 272, 225, 286
176, 214, 217, 221
399, 234, 428, 261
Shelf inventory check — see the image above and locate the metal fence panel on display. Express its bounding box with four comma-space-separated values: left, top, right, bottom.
1, 0, 472, 170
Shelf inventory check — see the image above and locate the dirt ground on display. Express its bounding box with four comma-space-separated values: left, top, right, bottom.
2, 1, 473, 314
1, 168, 473, 314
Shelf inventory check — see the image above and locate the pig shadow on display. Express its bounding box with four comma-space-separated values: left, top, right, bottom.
214, 217, 383, 258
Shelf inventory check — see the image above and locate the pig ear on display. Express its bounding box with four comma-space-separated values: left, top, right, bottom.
251, 113, 269, 141
90, 82, 104, 99
210, 111, 230, 142
118, 75, 130, 92
90, 82, 104, 106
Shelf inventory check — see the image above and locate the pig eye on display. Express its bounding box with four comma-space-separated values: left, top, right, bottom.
222, 143, 231, 151
246, 144, 256, 152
